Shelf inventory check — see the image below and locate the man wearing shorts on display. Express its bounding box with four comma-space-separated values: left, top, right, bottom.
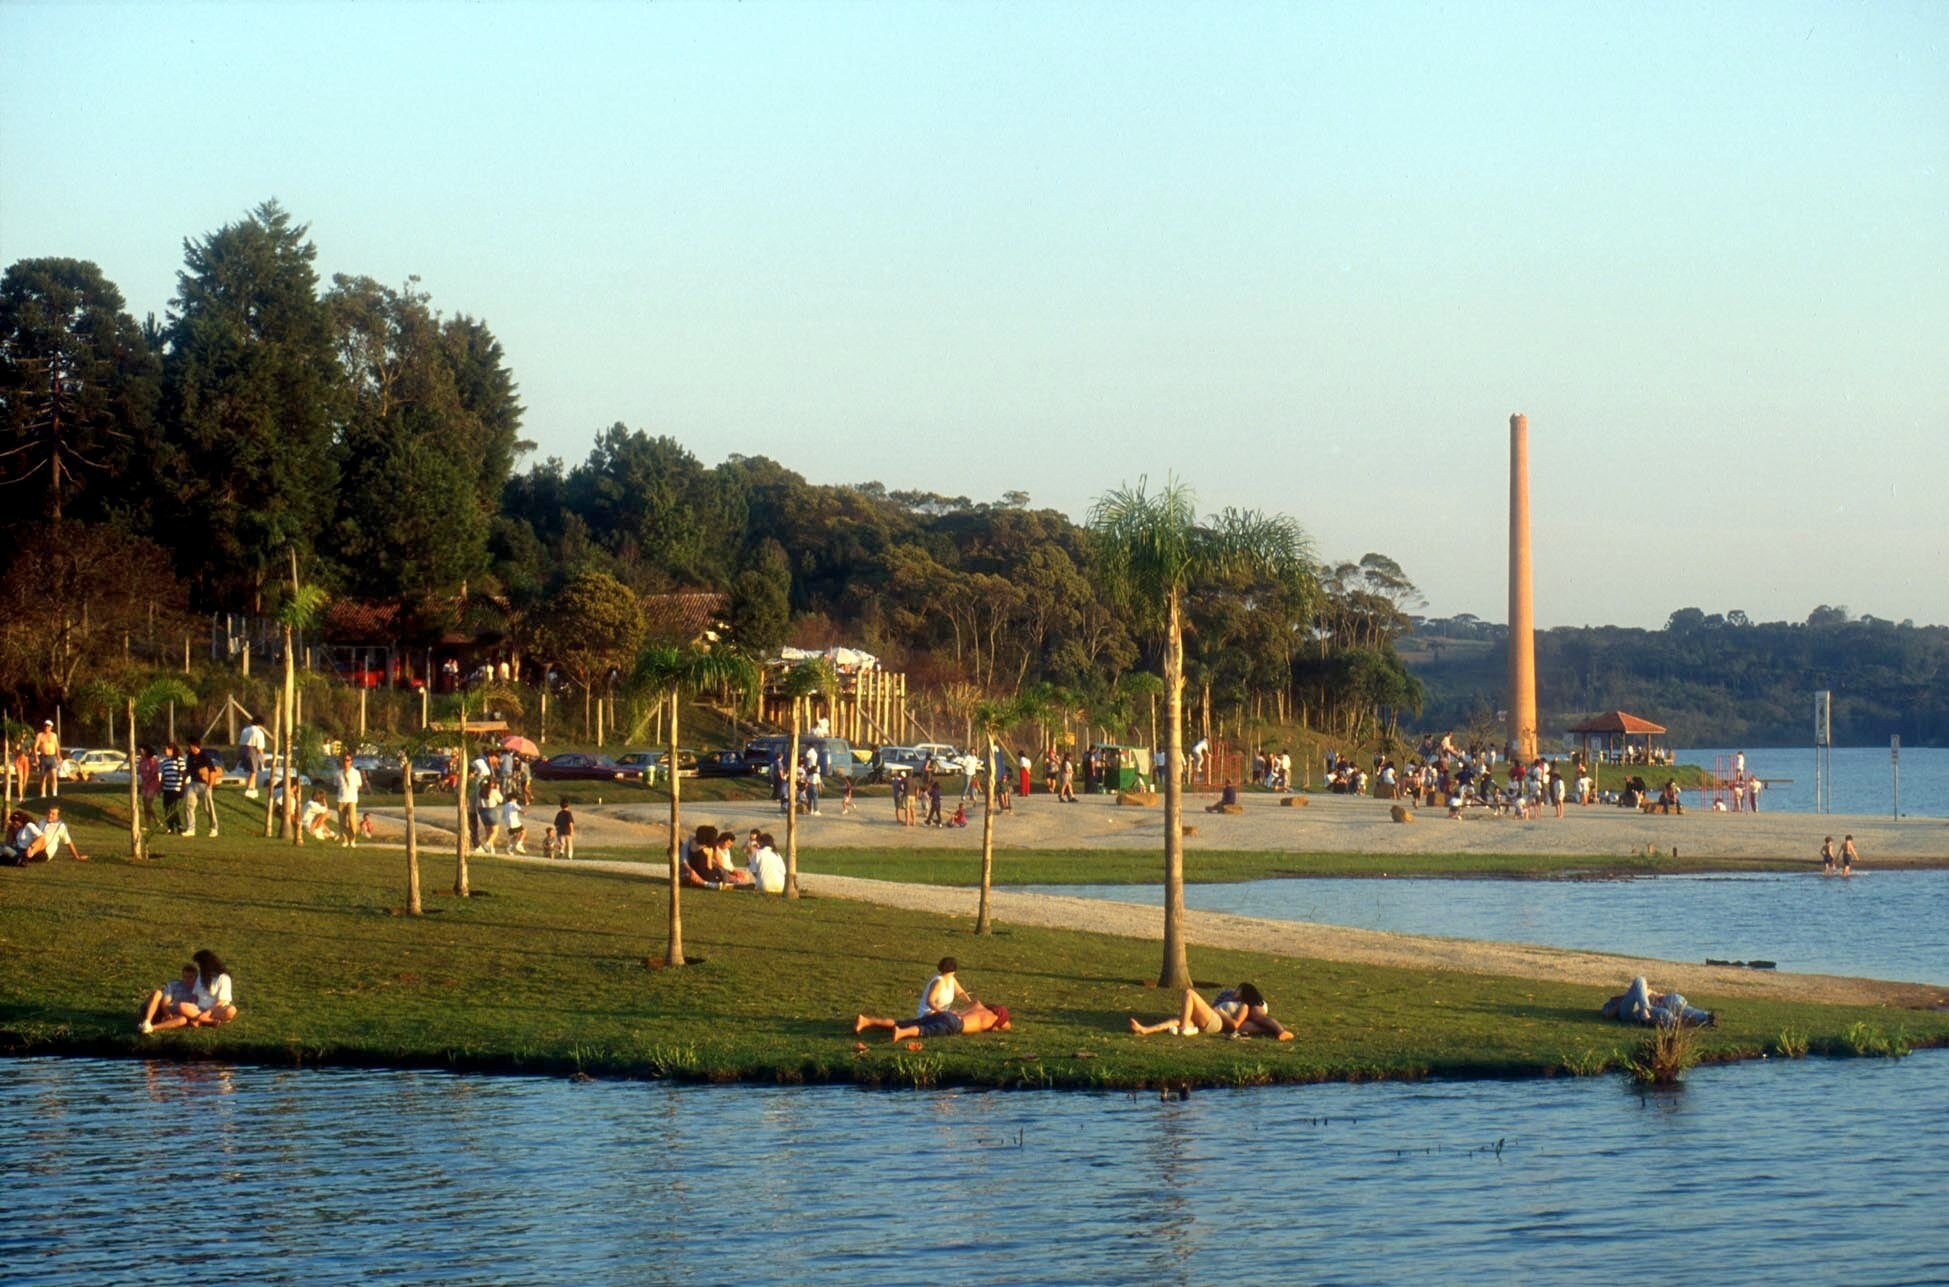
33, 720, 60, 797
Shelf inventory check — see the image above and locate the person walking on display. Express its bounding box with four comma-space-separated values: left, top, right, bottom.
238, 717, 268, 799
1841, 835, 1858, 877
1058, 754, 1076, 803
185, 738, 223, 837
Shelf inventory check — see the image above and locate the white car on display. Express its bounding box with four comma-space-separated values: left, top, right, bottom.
67, 748, 131, 781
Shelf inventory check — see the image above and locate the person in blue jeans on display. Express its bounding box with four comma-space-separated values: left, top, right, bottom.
1602, 977, 1715, 1027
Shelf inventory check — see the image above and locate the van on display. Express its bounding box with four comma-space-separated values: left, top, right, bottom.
744, 736, 862, 781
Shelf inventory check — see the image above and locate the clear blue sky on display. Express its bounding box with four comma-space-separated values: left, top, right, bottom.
4, 1, 1943, 628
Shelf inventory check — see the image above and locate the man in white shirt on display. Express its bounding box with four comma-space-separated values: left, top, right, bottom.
239, 719, 269, 798
334, 754, 363, 848
36, 805, 87, 862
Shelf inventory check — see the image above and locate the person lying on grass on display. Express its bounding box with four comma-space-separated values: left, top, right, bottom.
1600, 976, 1714, 1027
1129, 982, 1294, 1040
137, 951, 239, 1033
855, 1001, 1012, 1042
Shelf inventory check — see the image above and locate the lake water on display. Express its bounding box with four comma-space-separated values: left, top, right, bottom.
5, 1053, 1945, 1285
1027, 870, 1949, 985
1674, 745, 1947, 818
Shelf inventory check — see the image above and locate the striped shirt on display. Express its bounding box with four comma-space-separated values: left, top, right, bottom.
158, 756, 186, 792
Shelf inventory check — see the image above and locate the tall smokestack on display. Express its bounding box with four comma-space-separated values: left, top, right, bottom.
1507, 412, 1538, 760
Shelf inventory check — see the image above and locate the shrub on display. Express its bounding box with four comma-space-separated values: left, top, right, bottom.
1773, 1028, 1808, 1059
1624, 1019, 1699, 1086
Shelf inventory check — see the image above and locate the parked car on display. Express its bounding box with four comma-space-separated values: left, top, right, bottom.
870, 746, 929, 783
912, 742, 962, 767
532, 753, 644, 783
614, 750, 699, 784
359, 754, 448, 793
693, 749, 751, 778
67, 748, 131, 781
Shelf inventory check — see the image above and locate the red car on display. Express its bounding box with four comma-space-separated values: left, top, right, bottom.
531, 753, 643, 783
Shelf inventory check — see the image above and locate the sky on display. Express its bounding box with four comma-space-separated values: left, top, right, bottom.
3, 1, 1944, 629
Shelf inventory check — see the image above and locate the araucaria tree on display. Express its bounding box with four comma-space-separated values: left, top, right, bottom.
626, 643, 757, 967
1089, 477, 1311, 991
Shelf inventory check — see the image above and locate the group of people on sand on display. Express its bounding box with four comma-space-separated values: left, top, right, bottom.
136, 950, 238, 1034
851, 956, 1293, 1045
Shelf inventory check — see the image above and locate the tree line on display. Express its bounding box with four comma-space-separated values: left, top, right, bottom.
1406, 606, 1949, 746
1, 200, 1425, 748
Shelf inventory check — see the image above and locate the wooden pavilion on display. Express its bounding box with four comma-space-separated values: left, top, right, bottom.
1569, 711, 1669, 765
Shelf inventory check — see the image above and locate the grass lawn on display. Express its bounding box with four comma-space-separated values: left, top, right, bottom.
2, 808, 1940, 1090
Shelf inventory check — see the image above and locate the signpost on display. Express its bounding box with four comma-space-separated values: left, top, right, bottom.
1892, 734, 1900, 820
1813, 691, 1832, 814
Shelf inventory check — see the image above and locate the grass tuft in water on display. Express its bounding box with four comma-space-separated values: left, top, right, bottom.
1772, 1028, 1808, 1059
1624, 1019, 1699, 1086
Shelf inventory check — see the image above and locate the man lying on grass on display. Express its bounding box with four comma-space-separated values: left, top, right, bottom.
855, 1001, 1012, 1043
1129, 982, 1295, 1040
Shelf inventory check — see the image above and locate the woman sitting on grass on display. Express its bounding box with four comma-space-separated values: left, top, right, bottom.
136, 950, 238, 1033
854, 1000, 1012, 1042
1129, 982, 1294, 1040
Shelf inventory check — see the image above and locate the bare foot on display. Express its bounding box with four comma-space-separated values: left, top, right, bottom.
1128, 1016, 1145, 1035
854, 1015, 869, 1034
1277, 1031, 1295, 1041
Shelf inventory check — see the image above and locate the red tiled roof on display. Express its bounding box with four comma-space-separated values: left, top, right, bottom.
1568, 711, 1668, 735
642, 591, 728, 643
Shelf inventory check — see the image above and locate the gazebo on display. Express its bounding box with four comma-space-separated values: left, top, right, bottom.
1569, 711, 1669, 765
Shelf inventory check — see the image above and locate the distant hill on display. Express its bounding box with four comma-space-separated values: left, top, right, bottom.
1401, 610, 1948, 747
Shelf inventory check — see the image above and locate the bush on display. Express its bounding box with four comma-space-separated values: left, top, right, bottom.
1624, 1019, 1699, 1086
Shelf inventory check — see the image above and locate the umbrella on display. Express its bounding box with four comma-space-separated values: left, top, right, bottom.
500, 735, 540, 758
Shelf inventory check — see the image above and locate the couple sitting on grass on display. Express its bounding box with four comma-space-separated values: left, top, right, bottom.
1129, 981, 1294, 1040
855, 957, 1011, 1042
136, 950, 238, 1034
683, 824, 786, 893
852, 958, 1294, 1044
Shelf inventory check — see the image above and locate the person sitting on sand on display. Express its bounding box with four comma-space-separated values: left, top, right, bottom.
1128, 982, 1295, 1040
1600, 976, 1713, 1027
855, 1000, 1012, 1042
136, 962, 204, 1033
1659, 780, 1683, 814
1204, 781, 1238, 813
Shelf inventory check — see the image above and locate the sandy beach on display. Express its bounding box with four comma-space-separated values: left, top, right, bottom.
545, 790, 1949, 865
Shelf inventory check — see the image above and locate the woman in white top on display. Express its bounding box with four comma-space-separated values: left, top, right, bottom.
917, 957, 971, 1017
187, 949, 238, 1027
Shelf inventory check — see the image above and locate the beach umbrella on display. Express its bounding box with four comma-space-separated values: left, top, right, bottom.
501, 735, 540, 758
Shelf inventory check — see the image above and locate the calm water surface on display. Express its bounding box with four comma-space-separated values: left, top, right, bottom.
1674, 745, 1947, 817
1028, 871, 1949, 984
4, 1054, 1946, 1286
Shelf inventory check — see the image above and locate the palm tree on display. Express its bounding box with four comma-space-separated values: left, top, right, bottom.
276, 550, 327, 848
772, 657, 837, 900
1089, 477, 1311, 991
626, 643, 758, 966
970, 690, 1044, 934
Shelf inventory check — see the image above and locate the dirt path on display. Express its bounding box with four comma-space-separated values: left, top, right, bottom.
485, 853, 1948, 1012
